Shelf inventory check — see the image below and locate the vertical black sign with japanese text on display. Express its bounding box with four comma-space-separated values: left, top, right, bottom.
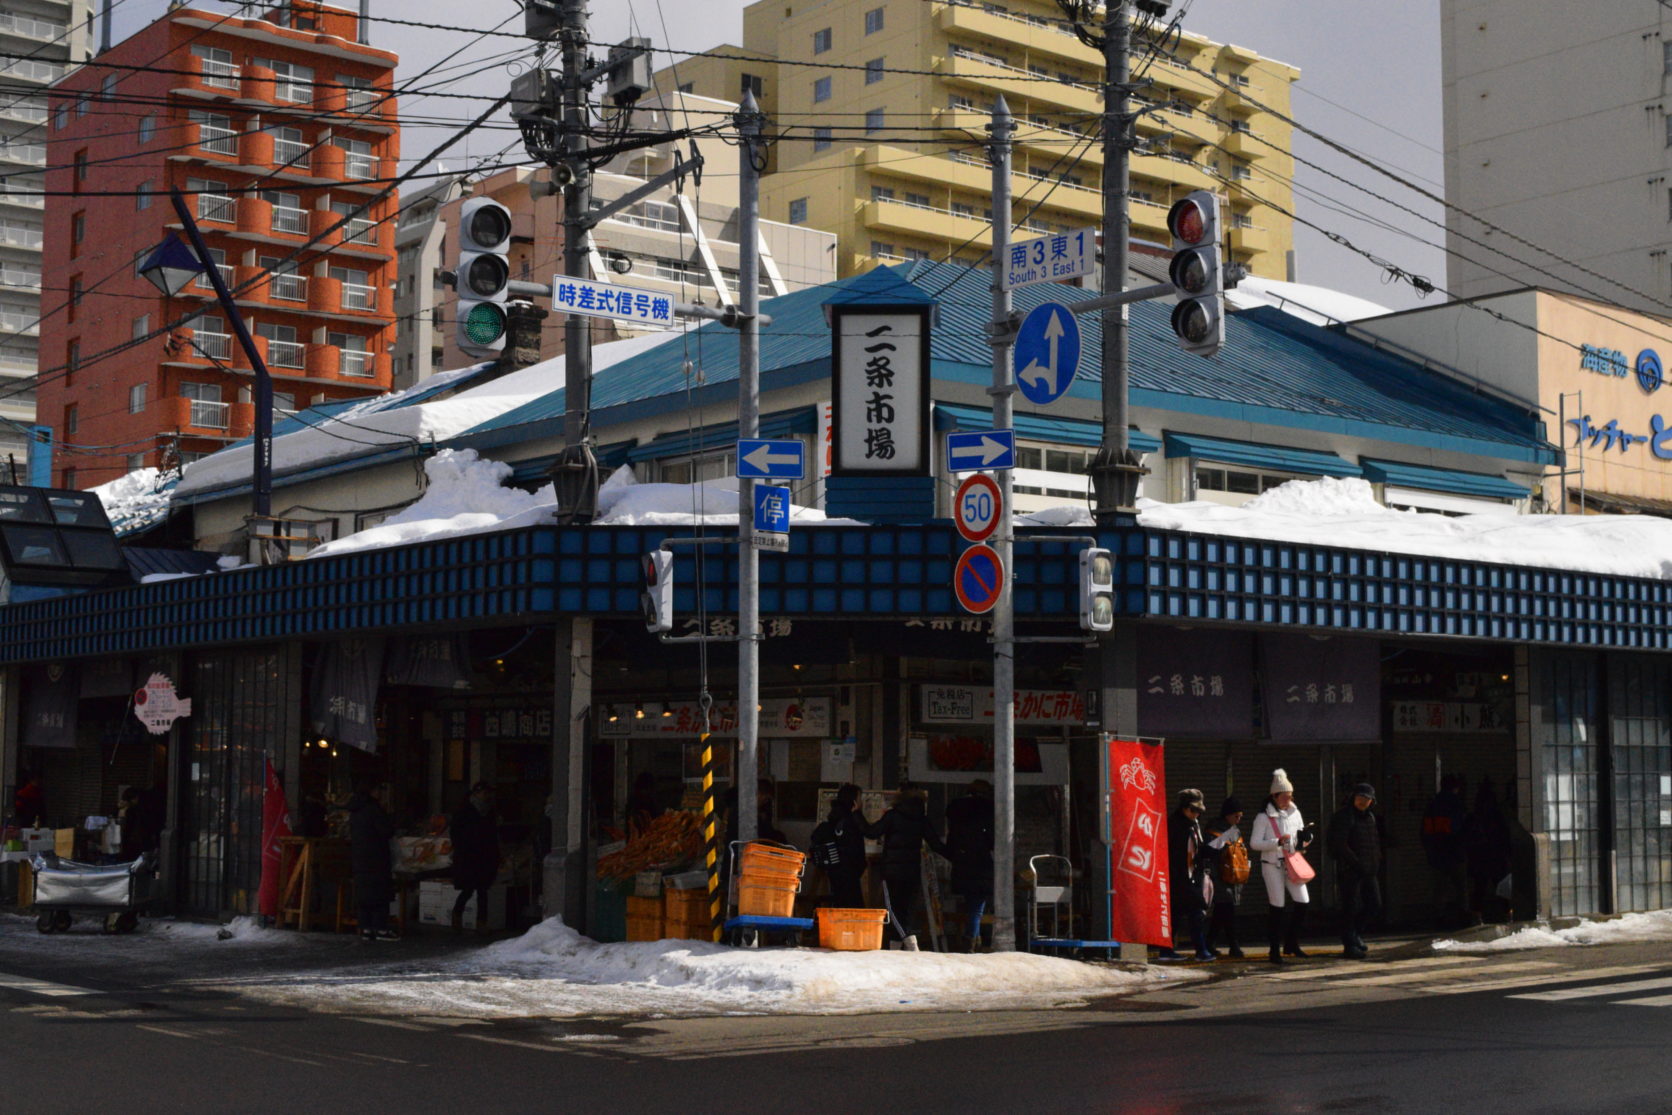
831, 306, 931, 476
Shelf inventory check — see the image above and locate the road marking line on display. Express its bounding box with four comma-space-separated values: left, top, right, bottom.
136, 1024, 199, 1039
1614, 993, 1672, 1007
460, 1033, 566, 1053
1424, 963, 1667, 996
1316, 960, 1557, 989
350, 1017, 434, 1031
1511, 975, 1672, 1002
0, 975, 97, 997
1269, 956, 1479, 981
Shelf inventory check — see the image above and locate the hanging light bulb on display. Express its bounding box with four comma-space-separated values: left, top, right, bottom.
606, 705, 619, 723
634, 704, 646, 720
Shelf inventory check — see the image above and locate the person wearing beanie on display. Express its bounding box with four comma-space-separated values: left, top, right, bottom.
1204, 796, 1248, 958
1329, 783, 1384, 958
1160, 788, 1214, 961
1249, 768, 1314, 963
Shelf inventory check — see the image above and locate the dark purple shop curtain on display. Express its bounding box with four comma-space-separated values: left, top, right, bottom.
1136, 627, 1256, 738
384, 634, 470, 689
310, 638, 385, 753
1260, 633, 1381, 744
23, 662, 78, 749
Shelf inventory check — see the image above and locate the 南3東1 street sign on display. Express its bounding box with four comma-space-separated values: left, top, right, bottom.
954, 472, 1003, 544
752, 484, 791, 553
953, 543, 1005, 615
1000, 227, 1096, 291
737, 438, 806, 480
1014, 301, 1081, 407
946, 428, 1015, 472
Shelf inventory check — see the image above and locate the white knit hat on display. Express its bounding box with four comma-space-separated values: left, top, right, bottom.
1270, 768, 1294, 795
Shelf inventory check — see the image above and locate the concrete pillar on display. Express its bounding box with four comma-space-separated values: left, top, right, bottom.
544, 618, 593, 929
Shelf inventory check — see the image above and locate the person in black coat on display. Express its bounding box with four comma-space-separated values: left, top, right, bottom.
810, 783, 869, 909
862, 784, 946, 943
347, 778, 397, 941
943, 780, 994, 951
1329, 782, 1383, 959
450, 782, 501, 934
1161, 788, 1213, 961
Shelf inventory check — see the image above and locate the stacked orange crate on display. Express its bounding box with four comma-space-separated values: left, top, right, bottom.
736, 842, 804, 917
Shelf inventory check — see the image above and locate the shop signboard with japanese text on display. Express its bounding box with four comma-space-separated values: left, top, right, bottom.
919, 684, 1086, 726
831, 306, 930, 476
1107, 736, 1170, 948
600, 696, 831, 739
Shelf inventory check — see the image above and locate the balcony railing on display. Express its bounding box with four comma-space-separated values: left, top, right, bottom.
0, 309, 37, 333
0, 59, 63, 83
189, 399, 229, 428
197, 193, 235, 223
0, 221, 41, 249
345, 87, 379, 113
340, 282, 376, 311
0, 13, 67, 42
341, 151, 377, 180
339, 349, 373, 377
269, 273, 306, 301
197, 123, 237, 155
0, 98, 46, 124
193, 331, 231, 361
0, 193, 42, 209
0, 142, 45, 166
199, 58, 240, 90
274, 78, 313, 104
266, 340, 304, 368
273, 138, 310, 166
195, 263, 234, 290
339, 217, 376, 245
0, 266, 40, 289
272, 205, 307, 234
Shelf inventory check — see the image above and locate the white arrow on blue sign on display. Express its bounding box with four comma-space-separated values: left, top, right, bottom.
737, 438, 805, 480
946, 428, 1016, 472
1014, 301, 1081, 407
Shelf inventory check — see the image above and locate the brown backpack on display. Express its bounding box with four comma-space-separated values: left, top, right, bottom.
1215, 831, 1251, 885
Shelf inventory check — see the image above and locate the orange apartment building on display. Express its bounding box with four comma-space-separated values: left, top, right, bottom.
40, 2, 397, 488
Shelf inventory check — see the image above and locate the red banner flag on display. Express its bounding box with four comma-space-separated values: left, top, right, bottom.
257, 757, 293, 919
1107, 736, 1170, 948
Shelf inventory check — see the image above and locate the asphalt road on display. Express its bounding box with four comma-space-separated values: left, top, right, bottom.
4, 929, 1670, 1114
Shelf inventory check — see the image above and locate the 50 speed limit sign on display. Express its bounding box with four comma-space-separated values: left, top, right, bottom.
954, 472, 1002, 543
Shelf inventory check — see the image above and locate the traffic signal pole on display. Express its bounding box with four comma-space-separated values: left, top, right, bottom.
736, 93, 765, 846
987, 97, 1017, 953
555, 0, 599, 522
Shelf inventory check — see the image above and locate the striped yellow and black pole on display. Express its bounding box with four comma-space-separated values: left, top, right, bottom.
700, 729, 722, 941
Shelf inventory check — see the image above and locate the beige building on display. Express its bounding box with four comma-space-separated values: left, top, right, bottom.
393, 92, 836, 386
1357, 289, 1672, 515
663, 0, 1298, 279
1442, 2, 1672, 314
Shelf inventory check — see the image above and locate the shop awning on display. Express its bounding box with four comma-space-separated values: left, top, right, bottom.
1360, 458, 1528, 501
935, 403, 1161, 453
624, 406, 818, 463
1162, 432, 1362, 477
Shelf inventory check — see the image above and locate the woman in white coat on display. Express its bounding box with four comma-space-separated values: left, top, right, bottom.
1249, 768, 1314, 963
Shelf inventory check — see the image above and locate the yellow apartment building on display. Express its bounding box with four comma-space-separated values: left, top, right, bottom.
661, 0, 1297, 279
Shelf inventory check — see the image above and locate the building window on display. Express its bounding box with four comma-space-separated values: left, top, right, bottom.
870, 240, 894, 258
812, 126, 832, 151
813, 76, 831, 102
64, 403, 76, 435
871, 185, 895, 201
73, 149, 87, 186
330, 265, 375, 310
865, 6, 884, 33
191, 45, 237, 89
865, 108, 884, 133
255, 322, 303, 368
128, 383, 146, 414
138, 115, 154, 143
336, 137, 375, 180
741, 72, 763, 99
69, 275, 82, 313
188, 178, 234, 223
865, 57, 884, 84
905, 191, 929, 207
812, 27, 832, 54
136, 180, 152, 210
338, 74, 376, 113
191, 110, 237, 155
269, 61, 314, 103
951, 202, 975, 218
74, 93, 88, 117
53, 103, 66, 130
65, 339, 78, 383
272, 126, 309, 167
788, 198, 807, 224
61, 468, 74, 489
273, 391, 295, 413
132, 314, 149, 340
70, 211, 84, 251
677, 82, 693, 94
100, 74, 116, 100
181, 382, 226, 428
329, 331, 372, 376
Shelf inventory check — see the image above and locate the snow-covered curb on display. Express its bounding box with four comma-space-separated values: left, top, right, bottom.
222, 918, 1200, 1019
1433, 909, 1672, 953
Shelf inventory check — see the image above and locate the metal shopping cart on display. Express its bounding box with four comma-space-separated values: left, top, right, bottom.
30, 853, 154, 934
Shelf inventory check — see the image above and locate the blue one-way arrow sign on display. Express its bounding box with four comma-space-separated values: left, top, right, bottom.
737, 438, 805, 480
946, 429, 1016, 472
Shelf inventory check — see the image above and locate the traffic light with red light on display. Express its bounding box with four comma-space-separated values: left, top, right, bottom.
1166, 191, 1224, 358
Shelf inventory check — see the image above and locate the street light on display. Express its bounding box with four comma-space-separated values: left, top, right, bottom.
141, 189, 274, 519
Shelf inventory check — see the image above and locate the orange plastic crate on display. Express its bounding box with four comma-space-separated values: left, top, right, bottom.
664, 886, 713, 917
816, 907, 886, 951
737, 879, 797, 917
739, 842, 805, 878
625, 914, 663, 941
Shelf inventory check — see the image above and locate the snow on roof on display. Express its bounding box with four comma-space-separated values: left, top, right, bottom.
173, 330, 680, 500
1226, 275, 1391, 325
89, 466, 177, 536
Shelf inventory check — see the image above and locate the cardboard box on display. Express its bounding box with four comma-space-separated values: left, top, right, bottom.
20, 828, 52, 853
53, 828, 74, 857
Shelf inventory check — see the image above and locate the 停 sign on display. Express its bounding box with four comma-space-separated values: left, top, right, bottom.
752, 484, 791, 553
1108, 735, 1170, 948
133, 672, 192, 735
551, 275, 674, 328
831, 306, 930, 475
1000, 227, 1096, 290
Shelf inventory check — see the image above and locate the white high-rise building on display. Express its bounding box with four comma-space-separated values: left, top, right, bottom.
1442, 2, 1672, 313
0, 0, 93, 468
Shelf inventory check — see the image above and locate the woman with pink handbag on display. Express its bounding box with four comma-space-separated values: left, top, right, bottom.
1249, 768, 1315, 964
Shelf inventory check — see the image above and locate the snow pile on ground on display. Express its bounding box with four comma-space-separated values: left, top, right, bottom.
234, 918, 1193, 1019
90, 466, 176, 535
1018, 477, 1672, 581
1434, 910, 1672, 953
309, 450, 556, 558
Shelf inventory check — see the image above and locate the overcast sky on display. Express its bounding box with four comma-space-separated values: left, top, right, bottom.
114, 2, 1446, 310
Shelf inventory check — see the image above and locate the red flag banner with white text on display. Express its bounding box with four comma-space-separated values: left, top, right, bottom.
1107, 736, 1170, 947
257, 757, 293, 919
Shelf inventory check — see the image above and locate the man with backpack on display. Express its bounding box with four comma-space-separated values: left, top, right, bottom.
1206, 797, 1249, 959
810, 783, 869, 908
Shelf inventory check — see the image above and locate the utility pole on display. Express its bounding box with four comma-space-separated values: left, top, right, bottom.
987, 96, 1018, 953
736, 92, 765, 845
553, 0, 600, 522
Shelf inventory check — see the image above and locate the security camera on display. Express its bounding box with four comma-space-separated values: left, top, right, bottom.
608, 255, 633, 275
